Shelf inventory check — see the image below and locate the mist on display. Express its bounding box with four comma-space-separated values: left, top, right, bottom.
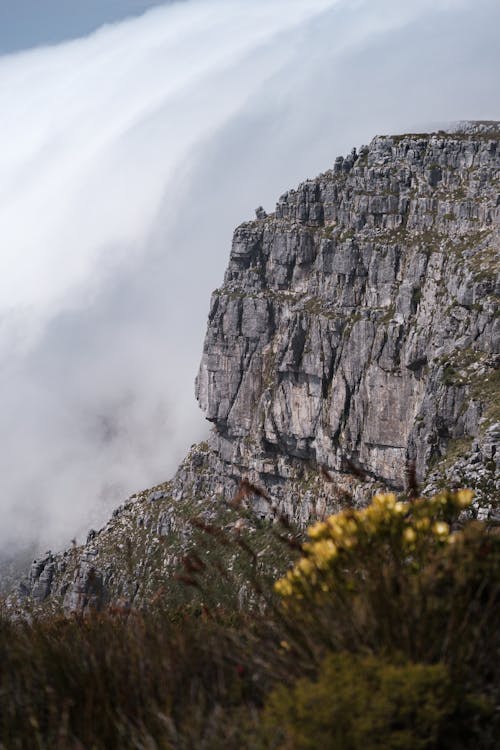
0, 0, 498, 560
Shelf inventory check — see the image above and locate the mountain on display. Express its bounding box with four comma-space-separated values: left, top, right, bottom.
10, 121, 499, 614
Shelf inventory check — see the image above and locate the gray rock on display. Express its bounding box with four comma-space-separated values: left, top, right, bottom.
28, 554, 55, 602
63, 561, 104, 613
197, 123, 499, 496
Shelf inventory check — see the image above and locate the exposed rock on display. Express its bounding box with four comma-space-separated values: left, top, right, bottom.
62, 556, 104, 614
197, 122, 499, 501
27, 553, 55, 603
8, 122, 499, 614
424, 421, 500, 517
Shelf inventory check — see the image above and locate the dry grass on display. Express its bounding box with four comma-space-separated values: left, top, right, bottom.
1, 488, 499, 749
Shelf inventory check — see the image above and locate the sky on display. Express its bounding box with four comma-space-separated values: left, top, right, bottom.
0, 0, 499, 561
0, 1, 172, 54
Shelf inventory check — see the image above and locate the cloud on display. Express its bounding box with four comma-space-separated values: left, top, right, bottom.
0, 0, 498, 558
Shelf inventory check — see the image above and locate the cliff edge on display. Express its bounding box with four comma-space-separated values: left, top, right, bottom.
197, 121, 498, 495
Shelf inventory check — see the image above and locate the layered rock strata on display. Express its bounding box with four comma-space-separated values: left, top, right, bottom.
197, 122, 499, 496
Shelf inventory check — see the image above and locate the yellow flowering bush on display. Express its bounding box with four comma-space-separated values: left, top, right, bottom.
275, 490, 473, 600
272, 488, 500, 677
263, 488, 500, 749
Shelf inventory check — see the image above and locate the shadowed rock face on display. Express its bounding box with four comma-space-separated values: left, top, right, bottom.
196, 122, 499, 490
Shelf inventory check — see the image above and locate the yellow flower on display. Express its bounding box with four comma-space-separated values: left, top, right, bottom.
342, 537, 357, 549
274, 578, 293, 596
432, 521, 449, 537
308, 521, 328, 539
403, 527, 417, 544
298, 557, 315, 576
311, 539, 338, 568
415, 517, 430, 531
342, 519, 358, 536
454, 489, 473, 508
373, 493, 397, 509
326, 520, 343, 539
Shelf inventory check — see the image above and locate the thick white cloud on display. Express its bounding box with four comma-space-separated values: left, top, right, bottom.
0, 0, 498, 557
0, 0, 335, 319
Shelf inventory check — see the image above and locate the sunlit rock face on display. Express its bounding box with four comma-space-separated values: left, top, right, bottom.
197, 122, 499, 492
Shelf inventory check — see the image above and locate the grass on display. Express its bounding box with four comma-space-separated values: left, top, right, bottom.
429, 436, 473, 473
471, 367, 500, 427
1, 489, 499, 749
390, 130, 500, 143
301, 295, 340, 319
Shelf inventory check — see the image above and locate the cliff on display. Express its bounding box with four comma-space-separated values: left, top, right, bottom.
11, 122, 500, 614
197, 121, 499, 493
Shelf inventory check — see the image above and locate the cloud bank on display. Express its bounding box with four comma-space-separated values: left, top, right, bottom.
0, 0, 498, 559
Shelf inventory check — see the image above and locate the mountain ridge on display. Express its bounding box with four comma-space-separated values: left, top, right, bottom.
7, 121, 499, 614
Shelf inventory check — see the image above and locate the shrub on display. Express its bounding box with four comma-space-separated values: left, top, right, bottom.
273, 491, 500, 675
262, 490, 499, 749
260, 652, 492, 750
0, 489, 498, 749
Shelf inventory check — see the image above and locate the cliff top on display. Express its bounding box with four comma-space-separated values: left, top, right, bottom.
385, 120, 500, 140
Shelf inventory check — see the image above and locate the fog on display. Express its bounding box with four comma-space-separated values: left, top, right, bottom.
0, 0, 498, 559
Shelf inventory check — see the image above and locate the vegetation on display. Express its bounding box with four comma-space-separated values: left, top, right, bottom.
263, 655, 486, 750
1, 489, 498, 749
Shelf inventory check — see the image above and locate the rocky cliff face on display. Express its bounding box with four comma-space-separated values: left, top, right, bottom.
196, 121, 499, 496
10, 122, 499, 614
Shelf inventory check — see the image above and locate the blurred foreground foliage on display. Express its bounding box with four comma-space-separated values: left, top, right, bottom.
1, 489, 499, 749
